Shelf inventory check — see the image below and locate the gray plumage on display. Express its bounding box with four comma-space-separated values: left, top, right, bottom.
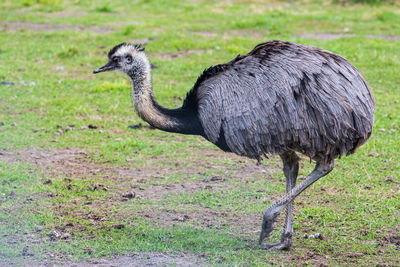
196, 41, 374, 163
94, 40, 375, 250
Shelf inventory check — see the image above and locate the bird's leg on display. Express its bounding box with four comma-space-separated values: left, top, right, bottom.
275, 151, 300, 250
259, 160, 334, 250
258, 151, 299, 251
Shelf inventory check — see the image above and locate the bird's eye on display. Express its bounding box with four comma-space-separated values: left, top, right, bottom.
126, 55, 132, 64
112, 56, 118, 62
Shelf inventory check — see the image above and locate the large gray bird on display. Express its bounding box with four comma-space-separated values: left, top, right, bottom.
94, 41, 374, 250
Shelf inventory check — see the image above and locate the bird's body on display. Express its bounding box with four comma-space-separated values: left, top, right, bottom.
184, 41, 374, 163
94, 40, 374, 250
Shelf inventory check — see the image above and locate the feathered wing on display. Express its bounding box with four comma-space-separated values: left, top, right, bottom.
195, 41, 374, 162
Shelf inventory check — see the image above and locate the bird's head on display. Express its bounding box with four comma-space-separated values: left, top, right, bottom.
93, 42, 149, 76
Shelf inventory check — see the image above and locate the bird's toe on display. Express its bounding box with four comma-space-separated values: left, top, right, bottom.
259, 209, 281, 244
260, 242, 291, 251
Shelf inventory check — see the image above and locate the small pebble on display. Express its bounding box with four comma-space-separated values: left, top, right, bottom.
83, 248, 93, 255
0, 81, 14, 86
384, 176, 394, 183
61, 233, 71, 240
32, 128, 45, 133
310, 233, 324, 240
88, 124, 98, 129
56, 66, 64, 71
128, 124, 143, 129
48, 230, 61, 241
368, 152, 381, 157
11, 122, 17, 126
112, 224, 125, 229
304, 232, 324, 240
122, 192, 136, 199
174, 215, 190, 222
22, 246, 34, 256
65, 126, 73, 132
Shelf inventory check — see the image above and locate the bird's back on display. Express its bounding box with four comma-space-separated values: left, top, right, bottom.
190, 41, 374, 162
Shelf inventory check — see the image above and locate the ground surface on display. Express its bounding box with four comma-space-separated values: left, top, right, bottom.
1, 0, 400, 266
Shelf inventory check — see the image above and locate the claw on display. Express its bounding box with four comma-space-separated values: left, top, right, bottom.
260, 231, 293, 251
260, 243, 274, 249
259, 209, 280, 244
259, 217, 272, 244
260, 242, 291, 251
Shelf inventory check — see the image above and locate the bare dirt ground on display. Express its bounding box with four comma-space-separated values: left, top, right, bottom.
1, 252, 206, 267
0, 147, 279, 266
0, 21, 114, 33
5, 147, 396, 266
0, 147, 270, 228
2, 148, 398, 266
297, 32, 400, 40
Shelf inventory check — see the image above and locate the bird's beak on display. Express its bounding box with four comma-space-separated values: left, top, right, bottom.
93, 61, 116, 74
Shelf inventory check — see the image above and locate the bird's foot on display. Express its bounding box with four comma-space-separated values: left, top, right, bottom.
260, 231, 293, 251
260, 241, 291, 251
258, 208, 281, 245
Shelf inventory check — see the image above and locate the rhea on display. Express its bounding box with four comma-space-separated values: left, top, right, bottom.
93, 41, 374, 250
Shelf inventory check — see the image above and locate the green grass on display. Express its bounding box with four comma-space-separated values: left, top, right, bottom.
1, 0, 400, 265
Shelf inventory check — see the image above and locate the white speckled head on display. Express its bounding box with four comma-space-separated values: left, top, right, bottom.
93, 43, 150, 76
94, 43, 160, 125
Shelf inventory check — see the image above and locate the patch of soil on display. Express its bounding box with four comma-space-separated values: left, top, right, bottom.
15, 8, 88, 17
127, 38, 152, 45
83, 252, 206, 267
0, 251, 206, 267
151, 49, 214, 60
137, 206, 262, 235
380, 233, 400, 247
0, 21, 114, 33
366, 34, 400, 41
188, 29, 269, 39
298, 33, 356, 40
0, 147, 95, 177
297, 32, 400, 41
0, 147, 287, 265
0, 146, 276, 228
42, 10, 88, 18
286, 248, 330, 266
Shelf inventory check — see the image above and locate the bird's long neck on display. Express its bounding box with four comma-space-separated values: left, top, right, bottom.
127, 63, 203, 135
